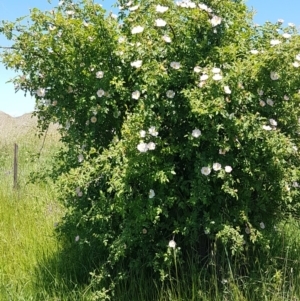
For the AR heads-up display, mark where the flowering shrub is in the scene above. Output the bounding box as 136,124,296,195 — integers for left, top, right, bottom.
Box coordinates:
1,0,300,295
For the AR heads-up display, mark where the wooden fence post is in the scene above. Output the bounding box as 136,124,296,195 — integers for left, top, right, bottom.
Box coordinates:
13,143,18,189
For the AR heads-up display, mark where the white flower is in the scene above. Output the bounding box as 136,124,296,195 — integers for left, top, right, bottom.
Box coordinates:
270,71,279,80
149,189,155,198
213,163,222,171
270,39,281,46
131,26,144,34
140,130,146,138
129,4,139,11
170,62,181,69
200,74,209,81
269,119,277,126
132,90,141,99
149,126,158,136
250,49,259,55
212,67,221,74
296,54,300,61
204,228,210,235
266,98,274,106
97,89,105,97
224,86,231,94
262,125,272,131
142,228,147,234
36,87,46,97
91,116,97,123
156,5,168,13
49,25,56,31
292,61,300,68
166,90,175,98
168,239,176,248
78,154,84,162
210,15,222,27
288,22,295,27
155,19,167,27
131,60,143,68
75,235,80,242
192,128,201,138
282,33,291,39
147,142,156,150
259,100,266,107
96,71,104,78
126,1,132,6
219,149,226,155
260,222,265,229
278,19,284,23
198,81,206,88
52,100,58,106
258,89,264,96
162,35,171,43
137,142,148,152
66,10,75,16
224,166,232,173
284,95,289,100
212,74,223,81
201,166,211,176
194,66,201,73
199,3,208,11
118,36,125,43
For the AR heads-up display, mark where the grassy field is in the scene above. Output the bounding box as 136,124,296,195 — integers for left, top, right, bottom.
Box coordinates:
1,111,300,300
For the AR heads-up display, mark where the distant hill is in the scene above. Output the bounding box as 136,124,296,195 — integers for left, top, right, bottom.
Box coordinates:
0,111,59,143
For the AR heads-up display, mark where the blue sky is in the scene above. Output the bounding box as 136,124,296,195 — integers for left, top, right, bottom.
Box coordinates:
0,0,299,116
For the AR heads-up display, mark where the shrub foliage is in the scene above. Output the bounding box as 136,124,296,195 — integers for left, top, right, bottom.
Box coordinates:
1,0,300,296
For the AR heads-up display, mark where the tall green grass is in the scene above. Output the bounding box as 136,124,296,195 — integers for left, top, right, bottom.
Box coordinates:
1,120,300,300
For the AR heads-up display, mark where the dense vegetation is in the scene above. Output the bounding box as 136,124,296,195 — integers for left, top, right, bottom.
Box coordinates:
1,0,300,299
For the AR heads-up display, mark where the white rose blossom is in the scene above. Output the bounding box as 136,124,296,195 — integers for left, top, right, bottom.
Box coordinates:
129,4,139,11
149,126,158,136
213,163,222,171
210,15,222,27
262,125,272,131
224,166,232,173
36,88,46,97
132,90,141,99
192,128,201,138
156,5,169,13
140,130,146,138
166,90,175,98
270,39,281,46
269,119,277,126
250,50,259,55
224,86,231,94
96,71,104,78
168,239,176,248
162,35,172,43
212,67,221,74
147,142,156,150
131,26,144,34
282,33,291,39
292,62,300,68
131,60,143,68
212,74,223,81
170,62,181,69
149,189,155,198
201,167,211,176
194,66,201,73
270,71,279,80
259,100,266,107
137,142,148,152
277,19,284,23
155,19,167,27
200,74,209,81
97,89,105,97
266,98,274,106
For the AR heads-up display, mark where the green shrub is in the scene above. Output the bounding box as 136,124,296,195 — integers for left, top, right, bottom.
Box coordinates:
2,0,300,298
